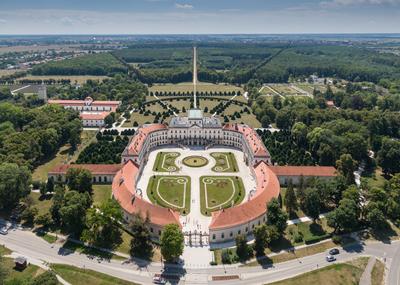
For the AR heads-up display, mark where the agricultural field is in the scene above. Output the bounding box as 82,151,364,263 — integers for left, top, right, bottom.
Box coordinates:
147,175,191,215
200,176,245,216
19,75,109,85
0,69,20,77
211,152,239,172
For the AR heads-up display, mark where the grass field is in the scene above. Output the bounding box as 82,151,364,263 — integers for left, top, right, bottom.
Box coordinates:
266,257,369,285
32,130,97,182
147,175,191,215
371,259,385,285
20,75,109,84
200,176,245,216
211,152,238,172
92,184,112,206
1,255,46,284
0,69,20,77
149,82,243,94
153,152,180,172
51,264,139,285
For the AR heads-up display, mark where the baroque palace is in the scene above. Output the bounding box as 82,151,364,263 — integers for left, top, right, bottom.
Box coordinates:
49,109,336,244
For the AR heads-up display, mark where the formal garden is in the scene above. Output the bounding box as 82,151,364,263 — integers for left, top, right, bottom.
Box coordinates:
211,152,239,172
152,152,180,172
147,175,191,215
200,176,245,216
182,155,209,167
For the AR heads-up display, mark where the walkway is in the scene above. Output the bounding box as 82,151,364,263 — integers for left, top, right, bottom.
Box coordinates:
359,256,376,285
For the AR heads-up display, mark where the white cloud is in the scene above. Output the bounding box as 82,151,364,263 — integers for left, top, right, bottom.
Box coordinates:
175,3,193,9
321,0,400,7
0,19,7,24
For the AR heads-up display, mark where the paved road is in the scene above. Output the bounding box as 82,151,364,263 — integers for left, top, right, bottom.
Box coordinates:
1,228,400,285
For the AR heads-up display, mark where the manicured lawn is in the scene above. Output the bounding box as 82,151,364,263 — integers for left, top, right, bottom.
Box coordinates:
28,192,53,216
286,219,333,246
363,168,387,189
149,82,243,94
51,264,139,285
147,175,191,215
266,257,369,285
182,155,209,167
211,152,238,172
200,176,245,216
92,184,112,206
153,152,180,172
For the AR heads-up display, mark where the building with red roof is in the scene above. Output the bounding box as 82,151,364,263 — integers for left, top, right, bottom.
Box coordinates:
48,97,121,127
111,160,181,237
48,164,122,183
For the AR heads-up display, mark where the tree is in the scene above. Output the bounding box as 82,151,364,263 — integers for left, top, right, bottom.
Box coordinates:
235,234,249,261
46,177,55,194
104,113,115,127
50,185,65,225
21,206,38,225
336,154,356,185
81,199,122,247
66,168,93,193
0,163,31,210
327,198,359,233
160,224,184,262
366,207,387,231
129,213,153,258
35,213,53,227
266,198,288,235
297,175,306,206
377,138,400,176
284,181,298,217
59,191,92,236
303,189,321,222
31,271,58,285
254,224,268,255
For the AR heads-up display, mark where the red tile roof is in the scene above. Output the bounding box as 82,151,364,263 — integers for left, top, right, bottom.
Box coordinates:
127,124,167,156
209,161,280,230
49,164,122,175
269,166,337,177
223,124,269,157
80,112,110,120
112,160,180,227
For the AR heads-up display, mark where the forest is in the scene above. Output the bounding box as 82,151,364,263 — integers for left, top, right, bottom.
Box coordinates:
31,53,127,76
0,103,82,169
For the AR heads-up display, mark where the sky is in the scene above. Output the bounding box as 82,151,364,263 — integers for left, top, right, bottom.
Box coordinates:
0,0,399,34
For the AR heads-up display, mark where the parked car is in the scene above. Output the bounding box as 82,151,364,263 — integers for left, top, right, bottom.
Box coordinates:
0,227,8,235
329,248,340,255
153,276,166,284
326,255,336,262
